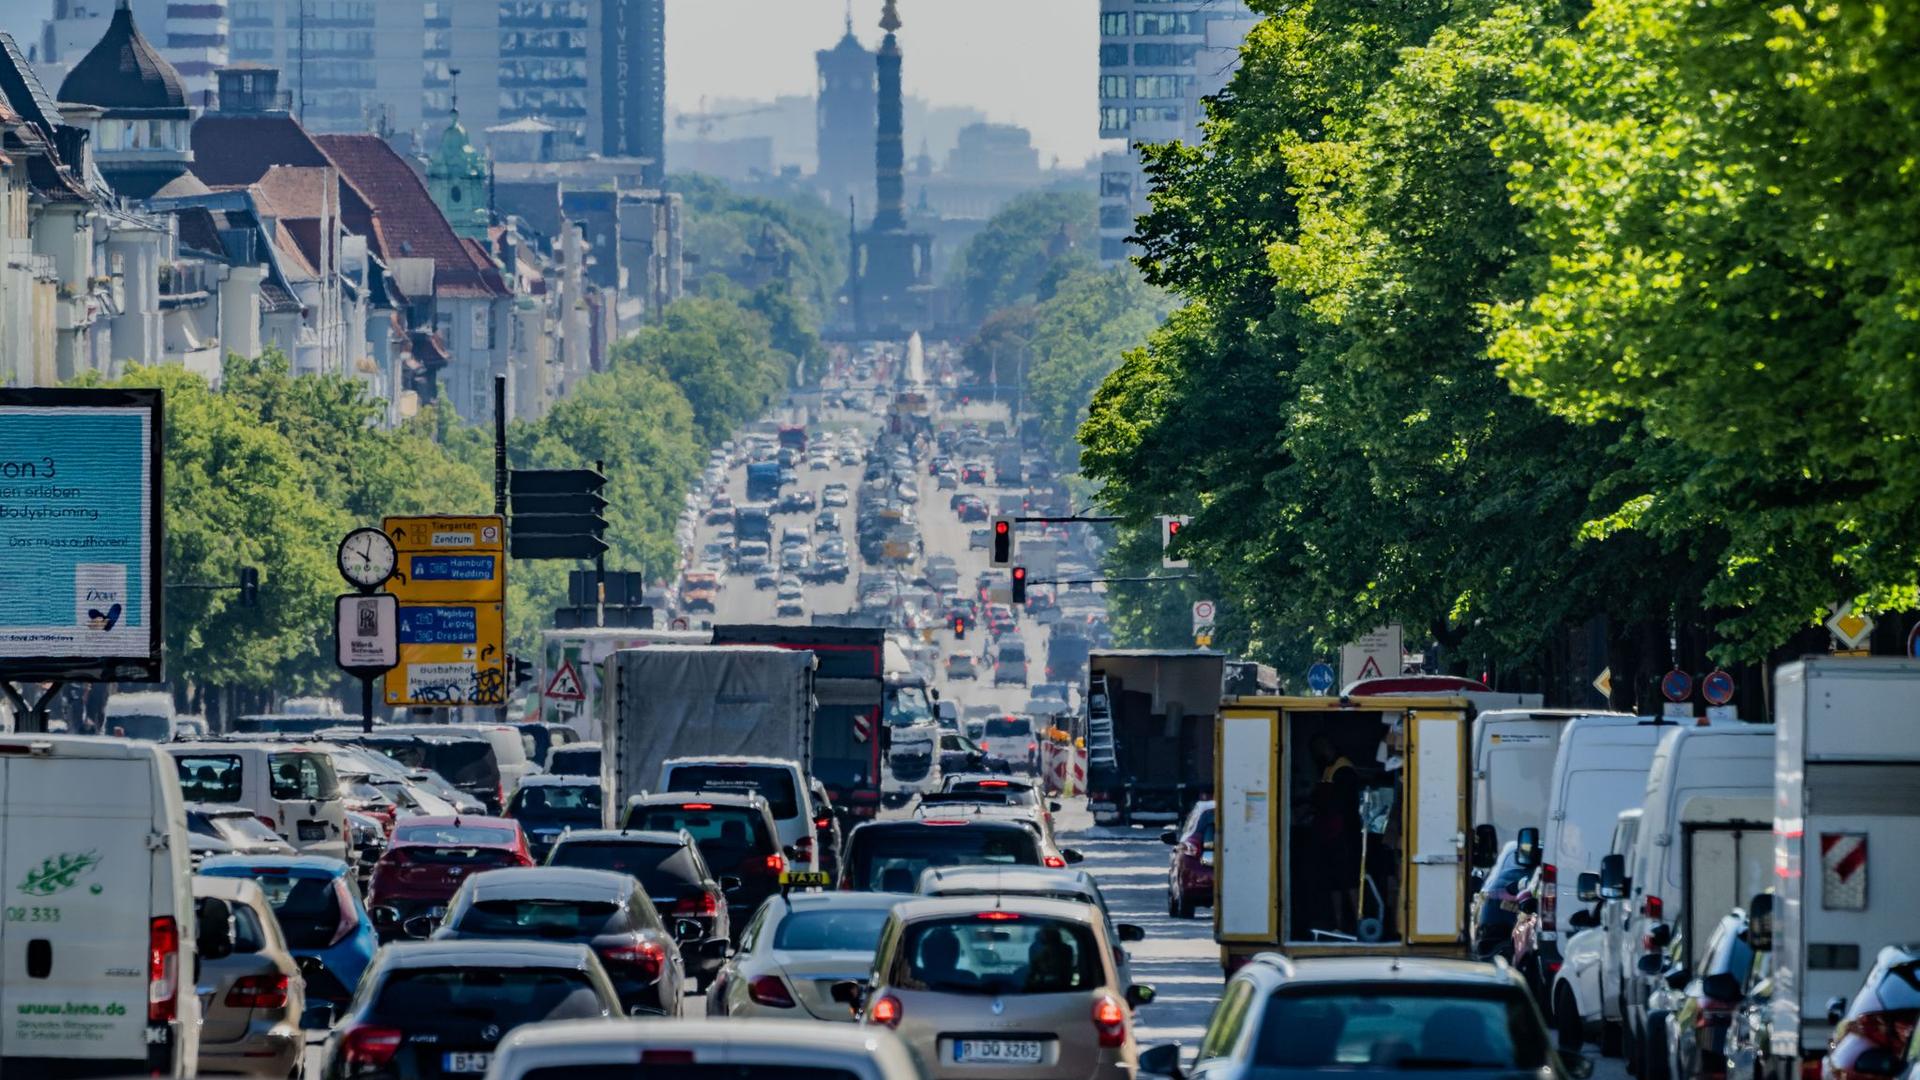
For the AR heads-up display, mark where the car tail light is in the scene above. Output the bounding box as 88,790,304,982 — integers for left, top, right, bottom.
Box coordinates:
1093,994,1128,1048
815,816,833,831
765,852,786,873
341,1025,404,1067
674,890,719,916
256,814,279,833
1845,1010,1918,1053
1044,854,1066,868
683,803,715,811
1801,1060,1824,1080
329,877,360,947
870,993,903,1027
748,975,796,1008
1540,863,1558,934
148,916,179,1023
1644,894,1664,921
600,939,667,983
225,973,289,1010
976,911,1022,921
978,780,1008,788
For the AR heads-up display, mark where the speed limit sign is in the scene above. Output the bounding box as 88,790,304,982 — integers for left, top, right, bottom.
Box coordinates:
1192,600,1216,634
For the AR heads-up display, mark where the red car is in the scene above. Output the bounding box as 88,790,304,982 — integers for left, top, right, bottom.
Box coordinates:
1161,801,1215,918
1823,944,1920,1080
366,815,532,934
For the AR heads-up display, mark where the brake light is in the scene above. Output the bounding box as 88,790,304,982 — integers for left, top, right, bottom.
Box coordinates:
870,993,903,1027
674,890,719,916
600,939,667,982
683,803,715,811
1093,994,1128,1048
224,973,289,1010
979,780,1008,788
976,911,1022,921
748,974,796,1008
1044,854,1066,868
1541,863,1558,933
1844,1011,1918,1052
256,814,279,833
148,916,179,1023
921,819,969,826
765,852,786,873
1644,895,1664,920
341,1025,404,1067
816,817,833,830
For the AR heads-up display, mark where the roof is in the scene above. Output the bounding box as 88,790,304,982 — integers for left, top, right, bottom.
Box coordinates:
551,829,688,848
517,773,600,788
886,894,1102,925
0,32,60,132
58,3,189,112
773,890,915,912
459,867,634,900
917,866,1097,897
628,790,769,810
496,1018,916,1065
377,940,599,971
191,114,332,187
311,133,509,298
848,817,1036,836
150,171,211,199
198,854,352,876
393,815,517,832
1243,954,1529,988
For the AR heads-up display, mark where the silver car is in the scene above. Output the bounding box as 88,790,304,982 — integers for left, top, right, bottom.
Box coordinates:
709,890,911,1020
490,1018,925,1080
193,876,306,1077
915,866,1145,993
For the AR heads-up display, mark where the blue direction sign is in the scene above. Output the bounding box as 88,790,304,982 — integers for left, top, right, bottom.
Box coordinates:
1701,669,1735,707
1307,662,1336,694
1661,668,1693,702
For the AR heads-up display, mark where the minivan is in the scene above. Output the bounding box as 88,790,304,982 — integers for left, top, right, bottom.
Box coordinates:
979,714,1038,773
1471,709,1631,869
170,741,351,862
657,756,819,871
0,735,219,1077
102,689,176,741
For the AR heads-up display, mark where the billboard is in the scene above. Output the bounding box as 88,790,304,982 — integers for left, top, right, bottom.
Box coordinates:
0,388,163,681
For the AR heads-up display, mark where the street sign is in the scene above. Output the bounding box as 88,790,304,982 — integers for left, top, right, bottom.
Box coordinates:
1192,599,1216,635
1826,604,1875,650
544,660,585,701
1909,622,1920,658
1591,666,1613,700
334,593,398,675
1194,631,1213,648
1307,662,1335,695
384,515,506,706
1701,669,1735,706
1339,625,1403,688
510,468,607,495
1663,701,1695,720
1661,668,1693,702
510,468,609,562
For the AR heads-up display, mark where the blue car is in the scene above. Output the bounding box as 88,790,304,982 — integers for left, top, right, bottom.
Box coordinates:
198,854,378,1027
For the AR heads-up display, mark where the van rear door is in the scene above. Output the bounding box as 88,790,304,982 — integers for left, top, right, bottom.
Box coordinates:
1407,707,1469,943
0,753,156,1064
1683,818,1771,969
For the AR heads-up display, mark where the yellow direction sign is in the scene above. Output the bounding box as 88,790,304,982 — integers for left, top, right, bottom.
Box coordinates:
384,515,506,707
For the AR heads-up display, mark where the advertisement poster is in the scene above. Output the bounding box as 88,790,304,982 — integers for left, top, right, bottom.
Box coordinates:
0,389,162,681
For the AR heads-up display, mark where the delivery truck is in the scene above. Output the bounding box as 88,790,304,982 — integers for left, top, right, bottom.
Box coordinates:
1762,658,1920,1080
710,625,886,825
1213,691,1488,972
1084,650,1225,826
599,646,816,826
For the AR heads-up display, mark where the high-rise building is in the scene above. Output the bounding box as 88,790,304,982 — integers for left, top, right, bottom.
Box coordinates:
227,0,427,134
39,0,228,105
1096,0,1256,263
815,12,874,216
596,0,665,183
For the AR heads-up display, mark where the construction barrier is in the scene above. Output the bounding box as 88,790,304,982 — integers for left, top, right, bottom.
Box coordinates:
1039,738,1089,797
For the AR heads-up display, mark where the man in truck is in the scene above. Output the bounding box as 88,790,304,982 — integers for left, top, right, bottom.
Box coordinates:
1309,734,1363,936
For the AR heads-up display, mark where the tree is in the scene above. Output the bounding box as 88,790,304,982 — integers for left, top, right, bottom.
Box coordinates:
949,190,1097,323
666,173,848,316
615,295,790,445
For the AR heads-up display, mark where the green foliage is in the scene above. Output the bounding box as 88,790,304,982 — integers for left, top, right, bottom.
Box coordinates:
666,173,847,316
949,191,1098,322
613,295,791,446
1023,268,1168,467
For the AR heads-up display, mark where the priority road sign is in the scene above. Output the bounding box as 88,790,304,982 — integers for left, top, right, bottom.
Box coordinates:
1826,604,1874,650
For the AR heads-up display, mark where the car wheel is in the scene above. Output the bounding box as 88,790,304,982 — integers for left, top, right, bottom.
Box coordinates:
1555,984,1585,1053
1642,1011,1672,1080
1176,892,1197,919
1603,1019,1625,1058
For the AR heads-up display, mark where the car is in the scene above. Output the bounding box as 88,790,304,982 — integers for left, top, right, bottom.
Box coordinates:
546,828,737,991
938,731,1008,775
839,818,1046,892
1473,841,1529,960
1138,953,1586,1080
979,714,1040,772
505,775,603,861
328,730,508,814
197,854,380,1028
823,484,851,507
186,801,296,866
1818,943,1920,1080
849,894,1149,1080
367,815,534,933
623,791,789,937
704,505,733,525
781,546,810,570
816,509,843,533
1162,800,1216,919
755,567,778,590
917,865,1146,993
1660,908,1758,1080
431,867,699,1017
993,640,1031,687
657,755,821,871
169,742,352,861
778,596,807,617
811,454,833,471
947,652,979,679
192,876,307,1077
711,890,910,1019
317,941,623,1079
809,779,845,882
956,497,989,522
775,490,817,514
547,740,601,777
489,1018,925,1080
937,468,958,490
960,462,986,483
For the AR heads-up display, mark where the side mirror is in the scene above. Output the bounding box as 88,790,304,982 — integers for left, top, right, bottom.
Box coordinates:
401,914,437,940
1138,1043,1184,1078
1126,984,1157,1008
1599,854,1628,899
720,876,742,894
1568,909,1599,930
1560,1051,1595,1080
1646,922,1672,950
1852,1048,1903,1077
1515,827,1542,869
1747,892,1774,952
1577,872,1600,903
370,906,401,933
1827,996,1850,1026
1062,849,1085,865
1472,824,1498,869
1638,953,1666,976
829,980,866,1006
1160,829,1178,846
195,897,234,961
701,938,731,961
1117,923,1146,943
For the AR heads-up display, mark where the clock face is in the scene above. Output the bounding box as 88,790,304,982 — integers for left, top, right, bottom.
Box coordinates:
338,528,397,589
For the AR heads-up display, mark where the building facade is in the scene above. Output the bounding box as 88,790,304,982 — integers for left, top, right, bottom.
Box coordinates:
815,16,874,217
38,0,229,105
1096,0,1255,263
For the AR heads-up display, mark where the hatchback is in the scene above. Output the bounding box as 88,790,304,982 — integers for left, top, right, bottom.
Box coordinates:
192,876,305,1076
624,792,787,936
367,815,533,932
505,775,603,861
916,866,1146,993
656,756,820,870
197,854,379,1027
546,828,736,990
711,891,909,1020
840,818,1045,893
1162,801,1216,919
851,895,1148,1080
318,941,623,1079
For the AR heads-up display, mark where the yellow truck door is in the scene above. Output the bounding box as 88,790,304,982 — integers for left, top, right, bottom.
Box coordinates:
1405,707,1469,944
1216,707,1278,943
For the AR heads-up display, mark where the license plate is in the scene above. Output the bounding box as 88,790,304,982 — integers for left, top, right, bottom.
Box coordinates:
297,822,327,841
954,1040,1044,1064
443,1052,492,1073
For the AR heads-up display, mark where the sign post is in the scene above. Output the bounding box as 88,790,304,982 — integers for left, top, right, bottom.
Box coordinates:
384,515,507,709
1339,626,1403,688
333,525,400,733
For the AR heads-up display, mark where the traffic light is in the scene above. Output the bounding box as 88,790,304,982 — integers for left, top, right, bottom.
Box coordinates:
1161,515,1191,569
509,654,535,689
990,517,1013,567
510,468,610,560
953,616,966,640
237,566,259,608
1010,566,1028,606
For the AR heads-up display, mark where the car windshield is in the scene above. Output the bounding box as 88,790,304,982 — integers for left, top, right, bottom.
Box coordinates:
548,747,601,776
1252,988,1549,1070
455,898,622,938
242,873,346,951
627,805,771,857
175,754,242,803
663,765,799,819
107,713,171,740
396,824,516,846
849,825,1041,892
886,685,932,727
510,784,602,825
372,967,607,1029
269,752,338,801
771,907,893,952
894,915,1103,996
549,842,702,899
984,718,1031,737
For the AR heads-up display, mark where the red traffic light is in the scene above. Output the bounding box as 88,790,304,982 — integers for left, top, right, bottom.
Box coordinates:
1010,566,1028,605
1167,519,1181,538
1011,566,1027,581
994,520,1010,536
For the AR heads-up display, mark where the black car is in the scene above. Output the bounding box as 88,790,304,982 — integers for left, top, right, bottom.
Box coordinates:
328,731,506,813
622,792,785,940
809,780,845,883
839,818,1043,893
546,741,601,778
432,867,708,1017
319,940,620,1079
547,828,736,991
774,491,816,515
504,776,602,861
1663,909,1757,1080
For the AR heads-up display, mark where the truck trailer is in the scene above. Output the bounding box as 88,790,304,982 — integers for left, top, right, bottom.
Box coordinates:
1084,650,1225,827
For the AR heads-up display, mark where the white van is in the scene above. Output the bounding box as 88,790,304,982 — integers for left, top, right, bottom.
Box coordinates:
1610,723,1774,1073
1472,709,1632,864
102,690,176,741
0,735,208,1076
167,742,351,862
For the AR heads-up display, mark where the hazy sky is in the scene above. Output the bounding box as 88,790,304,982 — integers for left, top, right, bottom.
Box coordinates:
667,0,1102,167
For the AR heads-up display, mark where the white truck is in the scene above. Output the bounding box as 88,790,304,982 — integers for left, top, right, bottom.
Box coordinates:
538,627,710,737
1764,658,1920,1080
598,646,816,828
